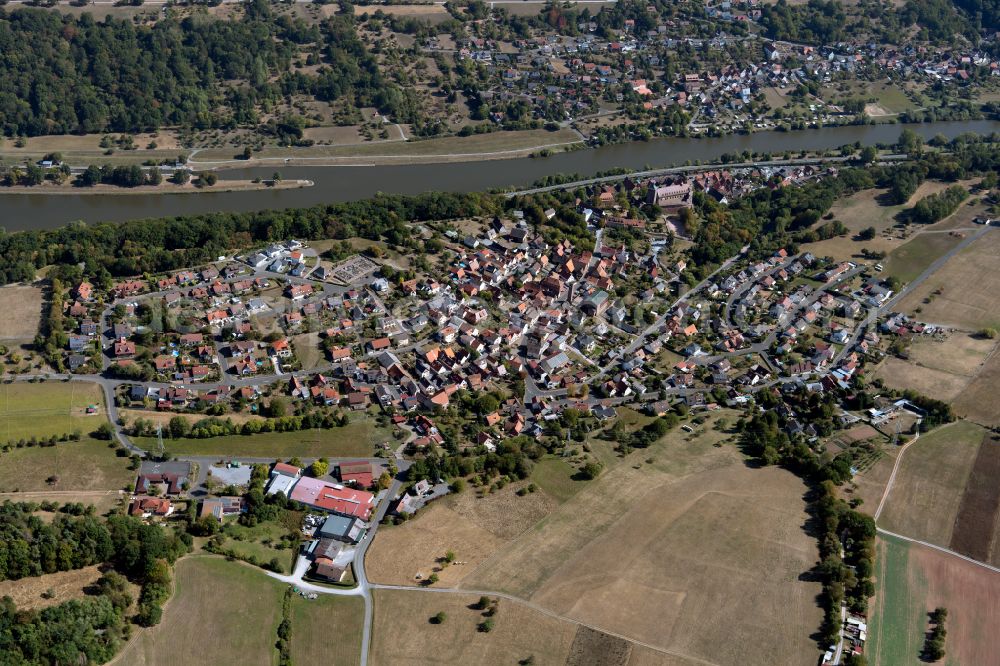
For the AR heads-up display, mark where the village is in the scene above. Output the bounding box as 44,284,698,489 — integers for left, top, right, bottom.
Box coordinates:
431,4,1000,139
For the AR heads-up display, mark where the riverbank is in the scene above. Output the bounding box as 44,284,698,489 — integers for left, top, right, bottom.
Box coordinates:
1,120,998,231
0,179,313,196
186,128,584,168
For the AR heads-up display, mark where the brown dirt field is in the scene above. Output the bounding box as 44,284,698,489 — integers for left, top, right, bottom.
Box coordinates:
872,332,997,403
352,3,449,17
910,540,1000,666
0,285,44,340
369,589,578,666
0,491,124,515
112,556,285,666
366,483,555,586
0,565,105,611
953,343,1000,427
841,424,879,443
450,481,559,539
119,408,262,429
879,420,985,547
895,228,1000,330
949,434,1000,563
365,499,505,587
467,465,821,666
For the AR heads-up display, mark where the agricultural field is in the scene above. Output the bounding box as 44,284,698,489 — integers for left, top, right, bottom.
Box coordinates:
367,411,739,589
881,231,965,284
369,589,579,666
112,556,285,666
0,564,108,612
948,433,1000,565
896,228,1000,331
0,439,133,494
872,331,998,403
132,420,393,458
867,533,1000,666
878,420,986,550
444,412,823,666
954,345,1000,427
0,284,44,341
289,594,364,666
0,381,106,442
366,482,551,587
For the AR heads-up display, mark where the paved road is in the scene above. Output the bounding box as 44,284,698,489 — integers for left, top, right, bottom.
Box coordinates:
264,454,407,666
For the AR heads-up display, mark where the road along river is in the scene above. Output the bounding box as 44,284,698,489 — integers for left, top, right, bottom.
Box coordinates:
1,120,997,231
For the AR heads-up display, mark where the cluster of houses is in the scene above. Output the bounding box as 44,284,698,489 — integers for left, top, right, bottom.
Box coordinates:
435,4,1000,136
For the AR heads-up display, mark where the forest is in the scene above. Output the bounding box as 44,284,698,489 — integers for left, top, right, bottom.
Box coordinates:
0,1,418,137
0,502,191,664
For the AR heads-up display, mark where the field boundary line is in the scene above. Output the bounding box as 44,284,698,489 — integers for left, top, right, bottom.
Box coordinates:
873,422,922,521
370,583,721,666
876,528,1000,574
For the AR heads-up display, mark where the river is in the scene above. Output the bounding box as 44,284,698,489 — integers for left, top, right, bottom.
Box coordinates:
2,120,998,232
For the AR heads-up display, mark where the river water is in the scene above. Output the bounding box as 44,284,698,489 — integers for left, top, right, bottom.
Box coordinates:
2,120,998,232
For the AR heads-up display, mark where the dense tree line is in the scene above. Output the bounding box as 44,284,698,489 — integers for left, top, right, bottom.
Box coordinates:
738,388,876,644
0,593,128,666
0,2,419,137
759,0,848,44
907,185,967,224
0,503,112,581
0,190,497,285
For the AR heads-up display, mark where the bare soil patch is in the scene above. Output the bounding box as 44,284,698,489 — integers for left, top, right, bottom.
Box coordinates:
0,565,105,611
0,285,44,340
910,539,1000,666
949,434,1000,562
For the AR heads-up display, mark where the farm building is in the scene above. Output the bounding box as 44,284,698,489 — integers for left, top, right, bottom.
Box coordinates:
289,477,375,520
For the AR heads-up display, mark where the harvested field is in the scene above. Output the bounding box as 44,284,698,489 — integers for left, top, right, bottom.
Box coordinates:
872,332,997,403
0,565,106,611
112,556,285,666
0,491,124,515
949,434,1000,564
878,420,985,548
895,228,1000,330
504,466,821,666
289,593,364,666
0,439,133,493
0,381,106,442
352,3,449,17
365,484,544,587
0,285,44,340
868,533,1000,666
369,589,578,665
955,343,1000,427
